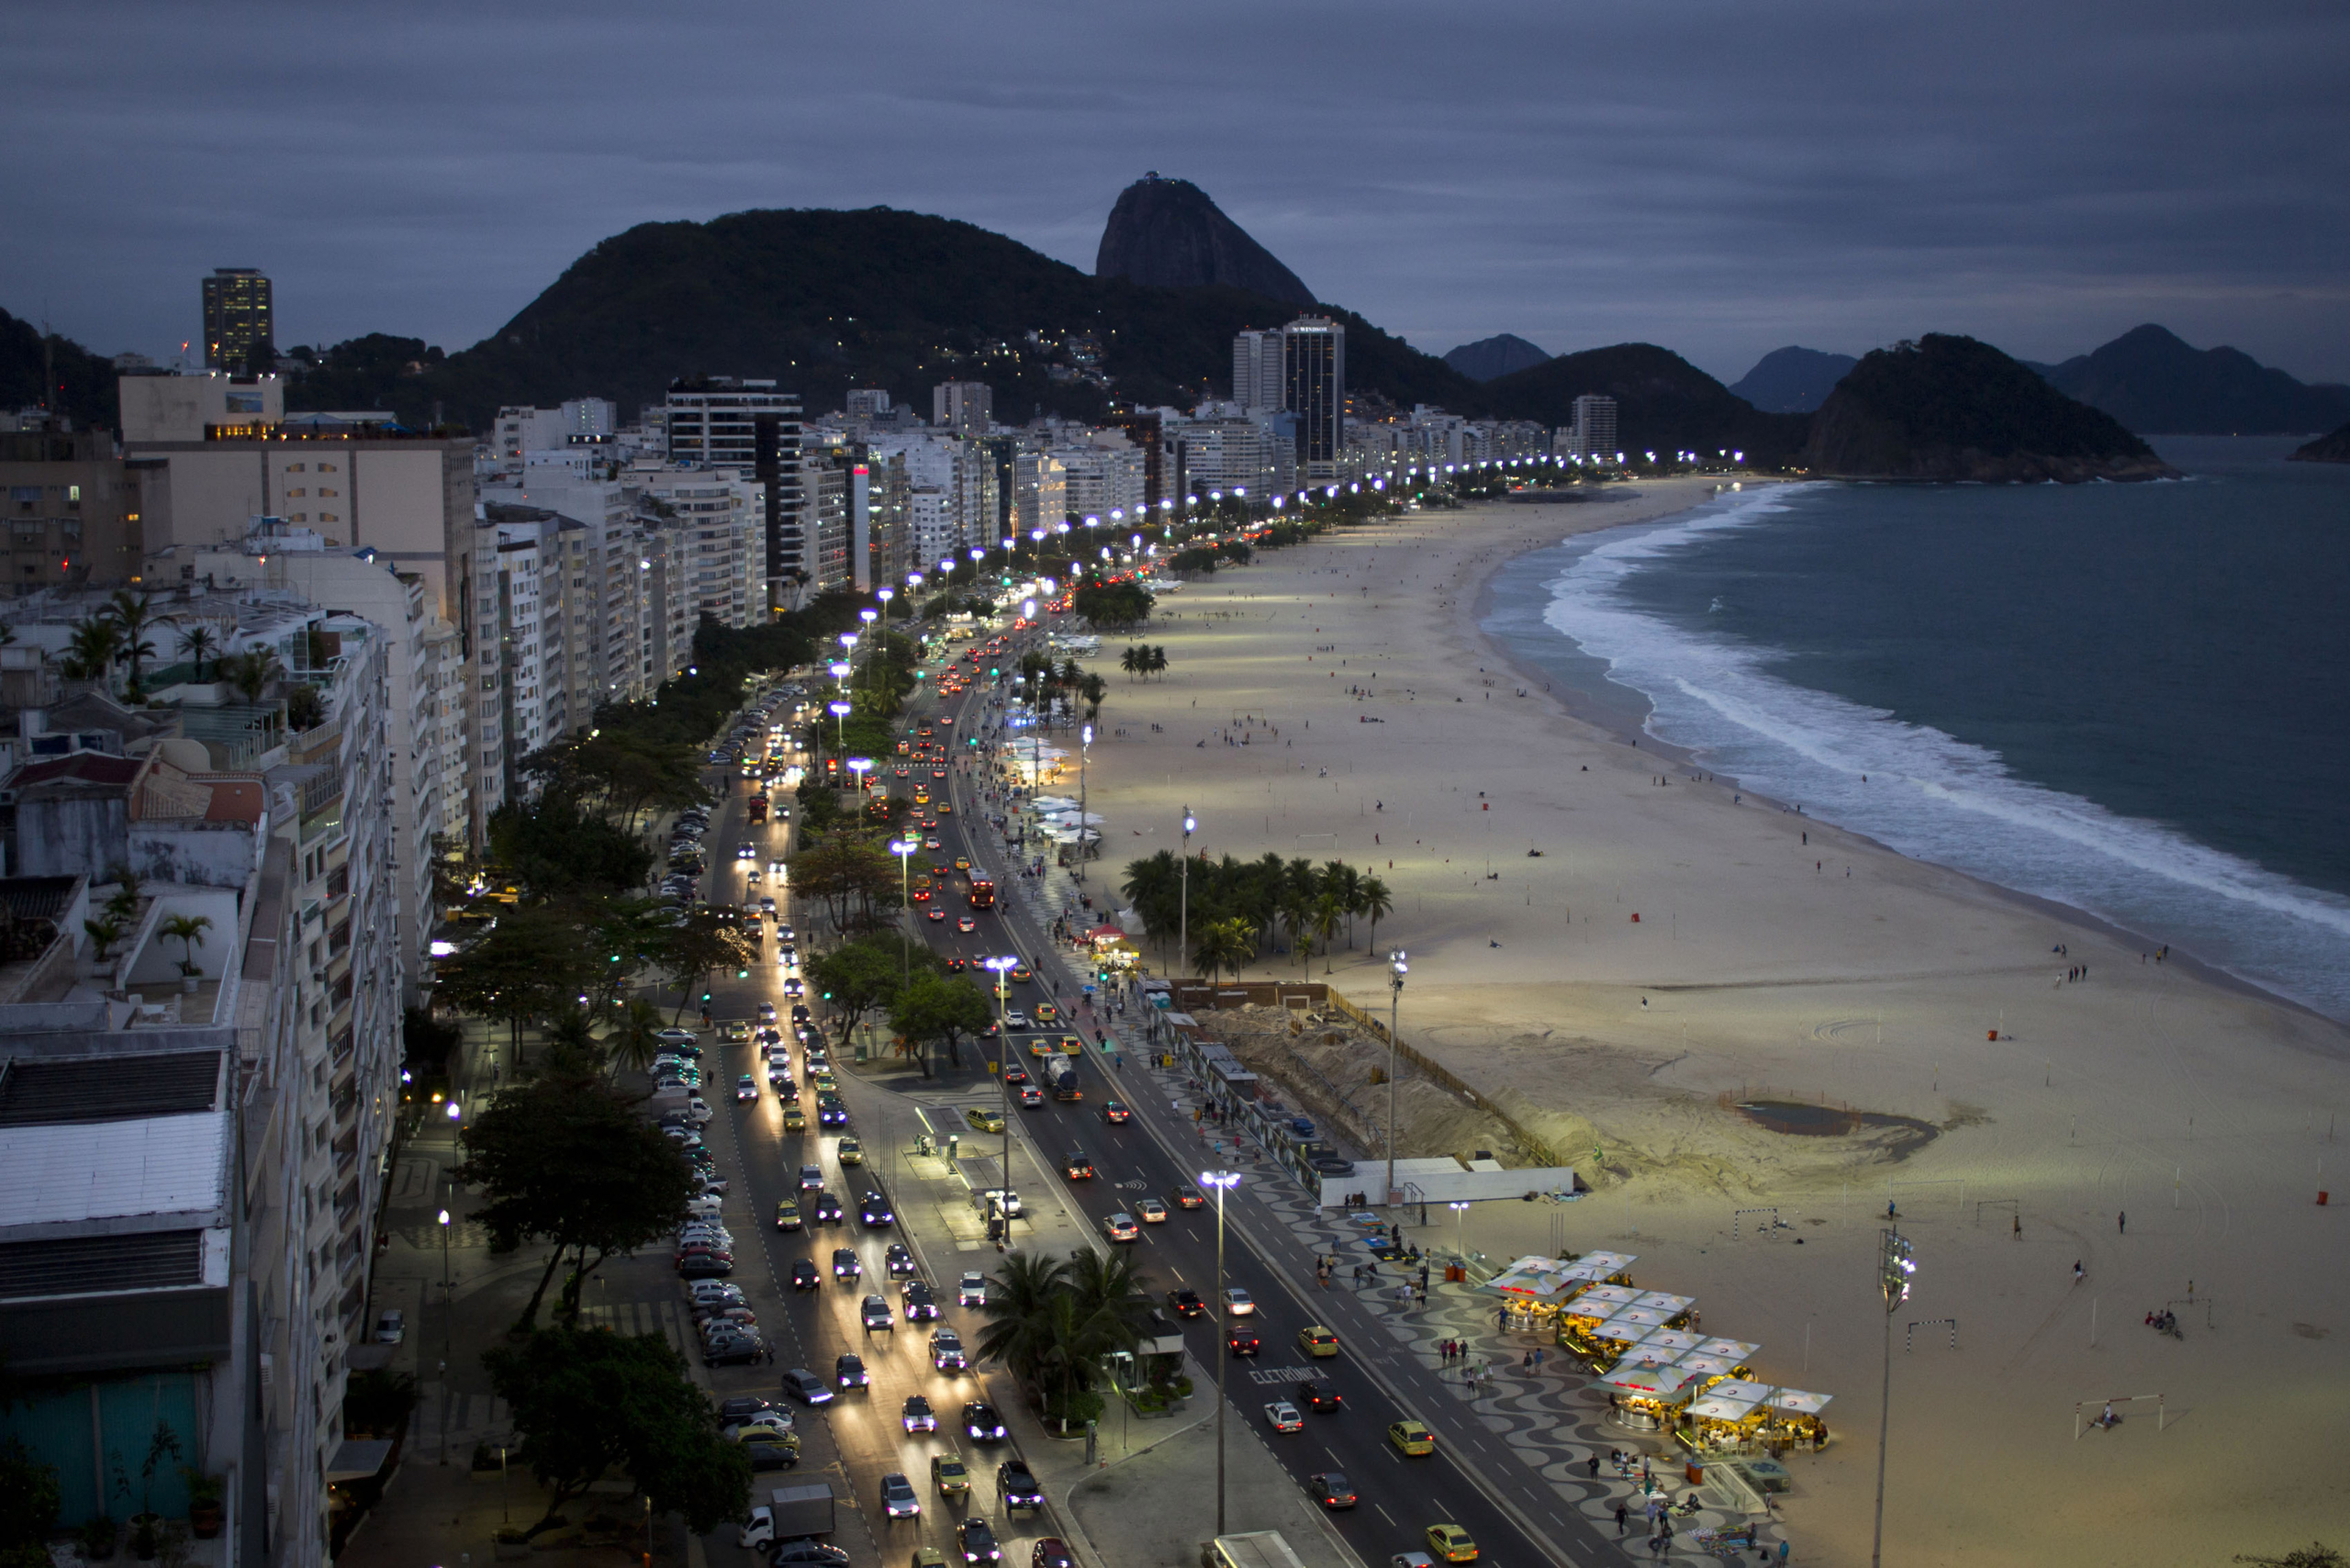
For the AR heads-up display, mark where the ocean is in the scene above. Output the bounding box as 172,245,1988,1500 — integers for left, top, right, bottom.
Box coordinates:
1480,439,2350,1020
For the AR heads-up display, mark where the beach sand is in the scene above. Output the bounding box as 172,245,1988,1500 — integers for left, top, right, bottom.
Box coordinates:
1061,482,2350,1564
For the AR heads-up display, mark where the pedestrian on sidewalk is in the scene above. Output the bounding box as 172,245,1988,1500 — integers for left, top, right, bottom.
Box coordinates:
1586,1451,1601,1479
1614,1503,1628,1537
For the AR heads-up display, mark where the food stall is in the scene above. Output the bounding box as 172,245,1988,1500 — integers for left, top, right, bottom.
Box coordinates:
1629,1327,1704,1364
1558,1283,1643,1362
1557,1251,1638,1288
1761,1388,1833,1451
1680,1380,1773,1451
1668,1350,1748,1388
1589,1362,1710,1433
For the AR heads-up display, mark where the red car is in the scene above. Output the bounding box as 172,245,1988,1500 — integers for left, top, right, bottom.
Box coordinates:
1032,1542,1074,1568
1226,1328,1260,1357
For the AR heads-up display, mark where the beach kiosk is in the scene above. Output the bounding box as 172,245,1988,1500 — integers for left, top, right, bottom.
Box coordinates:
1681,1380,1773,1451
1760,1387,1833,1451
1590,1362,1710,1432
1559,1283,1642,1362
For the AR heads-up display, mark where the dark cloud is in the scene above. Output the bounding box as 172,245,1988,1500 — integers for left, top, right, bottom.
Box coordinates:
5,0,2344,386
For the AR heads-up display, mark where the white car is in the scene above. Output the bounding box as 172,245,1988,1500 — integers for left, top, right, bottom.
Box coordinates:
683,1096,714,1125
1263,1400,1303,1433
957,1271,988,1307
373,1308,405,1344
1004,1010,1032,1029
1102,1213,1139,1243
1222,1286,1255,1316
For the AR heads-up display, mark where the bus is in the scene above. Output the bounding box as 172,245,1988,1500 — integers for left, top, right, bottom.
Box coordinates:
968,877,995,910
747,794,769,824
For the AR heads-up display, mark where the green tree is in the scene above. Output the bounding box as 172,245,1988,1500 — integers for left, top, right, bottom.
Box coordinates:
605,999,667,1080
159,912,212,977
106,590,161,696
888,971,992,1077
60,614,120,683
483,1327,750,1534
435,905,599,1050
455,1070,698,1330
176,623,218,682
1190,916,1254,985
1359,875,1394,953
805,935,910,1041
652,910,759,1024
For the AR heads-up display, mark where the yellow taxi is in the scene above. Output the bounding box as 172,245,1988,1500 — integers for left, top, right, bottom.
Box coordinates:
1297,1325,1339,1358
1029,1037,1060,1059
1011,965,1032,983
1425,1525,1477,1562
1387,1419,1436,1457
1034,1002,1058,1025
1058,1035,1084,1057
930,1453,968,1498
964,1105,1006,1135
837,1136,864,1166
914,790,930,806
811,1071,838,1095
955,857,971,872
782,1105,807,1134
774,1199,801,1231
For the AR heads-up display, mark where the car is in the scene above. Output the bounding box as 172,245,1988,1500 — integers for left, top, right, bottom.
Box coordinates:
1308,1472,1358,1510
1264,1400,1304,1433
707,1331,768,1367
957,1272,988,1307
656,1028,699,1047
931,1452,970,1499
1136,1198,1168,1224
835,1351,869,1389
947,951,970,968
742,1437,799,1472
860,1193,896,1227
739,843,757,859
799,1165,825,1191
812,1193,843,1224
880,1472,921,1520
1222,1287,1255,1316
832,1248,862,1280
860,1294,895,1332
931,1328,968,1371
768,1545,850,1568
756,1002,778,1022
1034,1003,1058,1025
901,1394,937,1433
901,1281,938,1319
1172,1187,1206,1210
1030,1541,1074,1568
962,1401,1005,1440
1304,1379,1345,1413
1057,1035,1084,1057
1003,1010,1032,1030
837,1136,865,1166
782,1105,807,1134
374,1308,406,1344
1298,1325,1339,1358
717,1395,778,1423
926,908,946,923
1425,1525,1478,1562
1102,1213,1139,1242
781,1368,834,1406
885,1241,916,1276
1226,1327,1260,1356
1102,1100,1130,1124
1017,1084,1045,1108
1011,965,1032,983
1063,1151,1095,1180
818,1097,849,1127
964,1106,1006,1134
736,1075,759,1102
724,1413,796,1443
1388,1419,1436,1456
956,1518,1001,1566
1168,1288,1205,1318
677,1253,733,1278
957,917,977,933
997,1462,1044,1512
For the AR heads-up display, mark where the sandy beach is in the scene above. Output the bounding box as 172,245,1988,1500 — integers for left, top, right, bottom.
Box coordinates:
1064,482,2350,1564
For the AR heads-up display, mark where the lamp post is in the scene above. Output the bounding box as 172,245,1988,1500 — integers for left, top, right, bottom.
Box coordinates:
1385,949,1407,1204
1076,722,1091,885
1449,1200,1470,1264
984,956,1019,1238
1873,1226,1916,1568
1179,808,1194,980
889,838,916,989
1201,1169,1241,1534
438,1205,453,1372
828,700,850,748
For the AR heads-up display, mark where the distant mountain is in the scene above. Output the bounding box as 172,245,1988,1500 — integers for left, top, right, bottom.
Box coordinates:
1093,175,1315,308
1806,333,2172,482
1443,334,1550,383
2289,420,2350,464
2039,323,2350,435
271,207,1473,428
1481,342,1809,463
0,307,120,431
1729,346,1857,413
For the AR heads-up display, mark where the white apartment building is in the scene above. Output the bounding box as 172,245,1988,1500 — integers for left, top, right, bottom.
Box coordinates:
1232,331,1284,413
1172,412,1293,498
665,378,800,611
636,468,762,628
932,381,993,438
1053,431,1147,521
1557,394,1620,462
1012,451,1067,535
490,399,616,476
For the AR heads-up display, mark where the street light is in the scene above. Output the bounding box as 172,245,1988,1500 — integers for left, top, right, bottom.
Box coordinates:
1201,1169,1241,1534
1076,722,1091,885
889,838,917,989
828,700,851,746
1385,950,1407,1204
1179,808,1195,981
1449,1200,1471,1262
983,956,1020,1237
1873,1226,1917,1568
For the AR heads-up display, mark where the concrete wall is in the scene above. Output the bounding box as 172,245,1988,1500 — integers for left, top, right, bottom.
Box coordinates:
16,796,127,879
130,819,261,890
127,887,243,985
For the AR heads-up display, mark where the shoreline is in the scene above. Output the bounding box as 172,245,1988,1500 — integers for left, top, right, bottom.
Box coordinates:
1457,487,2339,1027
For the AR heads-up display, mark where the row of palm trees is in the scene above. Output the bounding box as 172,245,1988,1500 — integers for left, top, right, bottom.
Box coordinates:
1120,851,1395,981
1116,644,1169,681
53,588,282,702
972,1248,1158,1425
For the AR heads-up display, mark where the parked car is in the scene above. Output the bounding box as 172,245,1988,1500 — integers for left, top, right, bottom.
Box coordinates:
373,1309,405,1344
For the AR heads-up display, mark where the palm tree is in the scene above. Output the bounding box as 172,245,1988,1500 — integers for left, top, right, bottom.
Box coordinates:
1149,645,1169,680
1312,889,1347,974
106,589,160,696
605,999,666,1079
177,624,218,682
975,1250,1075,1390
1322,861,1363,946
1192,916,1253,985
223,648,280,705
1119,646,1143,683
1359,876,1395,954
61,614,121,683
159,913,212,977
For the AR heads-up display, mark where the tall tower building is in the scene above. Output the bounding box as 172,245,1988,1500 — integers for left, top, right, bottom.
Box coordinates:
1565,394,1619,461
932,382,993,438
665,376,800,613
1281,316,1345,482
201,267,274,373
1232,330,1284,412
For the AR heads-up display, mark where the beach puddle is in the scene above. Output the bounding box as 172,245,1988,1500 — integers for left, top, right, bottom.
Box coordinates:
1736,1099,1940,1155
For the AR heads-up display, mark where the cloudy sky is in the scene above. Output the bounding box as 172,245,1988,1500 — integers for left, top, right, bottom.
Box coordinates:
7,0,2346,385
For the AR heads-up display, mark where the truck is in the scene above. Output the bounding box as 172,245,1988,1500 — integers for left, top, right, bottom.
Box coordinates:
1201,1533,1308,1568
968,877,995,910
1046,1058,1081,1103
738,1482,836,1550
748,794,769,824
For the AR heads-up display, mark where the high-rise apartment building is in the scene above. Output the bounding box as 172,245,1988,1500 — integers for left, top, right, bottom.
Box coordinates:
201,267,274,373
666,377,799,614
1282,317,1346,482
932,382,993,438
1559,394,1619,461
1232,330,1284,413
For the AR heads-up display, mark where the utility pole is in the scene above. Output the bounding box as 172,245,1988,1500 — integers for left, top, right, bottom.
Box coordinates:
1873,1226,1916,1567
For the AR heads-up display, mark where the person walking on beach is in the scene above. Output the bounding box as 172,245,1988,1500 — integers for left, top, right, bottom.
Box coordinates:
2118,1211,2126,1236
2074,1260,2085,1284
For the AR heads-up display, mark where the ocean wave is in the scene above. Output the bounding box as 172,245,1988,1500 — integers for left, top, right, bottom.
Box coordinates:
1537,487,2350,1015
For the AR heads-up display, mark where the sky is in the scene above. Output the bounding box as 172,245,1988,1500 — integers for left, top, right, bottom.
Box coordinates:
6,0,2347,387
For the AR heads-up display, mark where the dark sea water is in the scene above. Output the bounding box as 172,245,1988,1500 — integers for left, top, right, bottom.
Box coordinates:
1481,440,2350,1018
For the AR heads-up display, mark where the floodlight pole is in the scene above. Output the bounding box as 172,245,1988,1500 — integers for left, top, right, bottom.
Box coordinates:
1873,1226,1913,1568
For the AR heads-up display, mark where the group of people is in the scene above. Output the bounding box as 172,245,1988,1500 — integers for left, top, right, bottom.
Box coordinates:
2144,1307,2182,1337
